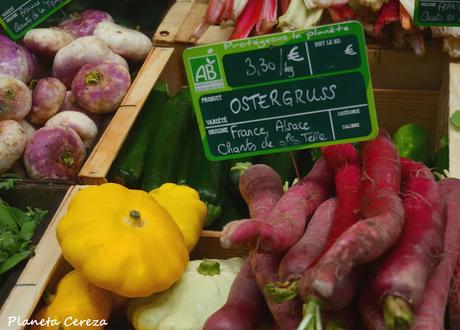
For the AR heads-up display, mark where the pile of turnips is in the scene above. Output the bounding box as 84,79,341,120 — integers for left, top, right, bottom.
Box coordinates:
0,10,152,180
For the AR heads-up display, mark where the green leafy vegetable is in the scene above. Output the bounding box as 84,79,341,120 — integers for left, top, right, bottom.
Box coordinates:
0,178,47,276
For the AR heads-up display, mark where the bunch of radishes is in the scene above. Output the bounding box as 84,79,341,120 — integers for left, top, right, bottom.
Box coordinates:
204,129,460,330
0,10,152,180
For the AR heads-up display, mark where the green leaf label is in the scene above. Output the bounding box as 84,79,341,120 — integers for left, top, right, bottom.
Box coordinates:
414,0,460,27
183,21,378,161
0,0,71,40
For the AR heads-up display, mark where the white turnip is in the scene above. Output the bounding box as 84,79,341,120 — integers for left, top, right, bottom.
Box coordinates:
18,120,36,140
45,111,98,148
27,77,66,126
93,21,152,61
52,36,129,87
23,28,74,57
0,120,27,174
0,76,32,121
72,61,131,114
23,126,86,179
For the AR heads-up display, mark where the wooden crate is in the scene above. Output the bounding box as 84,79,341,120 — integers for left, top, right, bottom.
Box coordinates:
0,185,246,330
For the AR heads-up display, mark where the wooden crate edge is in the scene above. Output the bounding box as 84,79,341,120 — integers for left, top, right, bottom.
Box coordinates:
78,47,175,184
0,186,77,330
448,61,460,178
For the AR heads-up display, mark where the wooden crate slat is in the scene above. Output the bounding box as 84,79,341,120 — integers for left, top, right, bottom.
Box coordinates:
153,0,195,44
373,89,440,138
175,0,208,44
448,62,460,178
78,47,175,185
0,186,76,330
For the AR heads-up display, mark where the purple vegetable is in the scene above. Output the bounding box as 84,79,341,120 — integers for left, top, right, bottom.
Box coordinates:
0,35,32,82
27,77,66,126
23,126,86,179
52,36,129,87
58,10,113,37
59,91,102,126
0,76,32,121
23,28,74,57
72,60,131,114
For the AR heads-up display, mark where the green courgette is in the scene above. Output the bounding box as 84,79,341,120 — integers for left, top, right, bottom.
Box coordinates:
109,86,168,188
142,90,193,191
178,124,228,227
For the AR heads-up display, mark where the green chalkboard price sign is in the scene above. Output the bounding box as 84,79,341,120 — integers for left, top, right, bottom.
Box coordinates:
0,0,70,40
415,0,460,26
183,21,378,161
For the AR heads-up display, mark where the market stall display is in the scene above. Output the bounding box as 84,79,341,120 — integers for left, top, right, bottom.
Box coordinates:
2,0,460,328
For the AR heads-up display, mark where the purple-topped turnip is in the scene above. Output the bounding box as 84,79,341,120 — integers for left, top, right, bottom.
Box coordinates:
93,21,153,61
0,76,32,121
23,28,74,57
27,77,66,126
0,120,27,174
52,36,129,87
59,91,102,127
23,126,86,179
0,36,32,82
58,9,113,37
45,111,98,148
72,61,131,114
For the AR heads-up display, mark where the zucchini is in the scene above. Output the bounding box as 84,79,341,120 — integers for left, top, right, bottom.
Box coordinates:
109,86,168,188
178,124,228,227
142,90,193,191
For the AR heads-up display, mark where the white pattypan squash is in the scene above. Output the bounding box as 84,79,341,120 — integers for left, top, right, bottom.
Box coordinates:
127,257,243,330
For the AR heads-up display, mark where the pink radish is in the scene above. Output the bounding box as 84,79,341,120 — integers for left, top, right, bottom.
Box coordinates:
410,178,460,330
205,164,282,330
304,130,404,299
363,158,445,330
359,286,386,330
220,158,334,253
450,259,460,329
297,144,362,329
278,198,337,282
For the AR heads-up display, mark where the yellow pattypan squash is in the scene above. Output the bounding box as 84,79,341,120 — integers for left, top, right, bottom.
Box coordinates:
150,183,207,252
30,270,112,329
56,183,189,298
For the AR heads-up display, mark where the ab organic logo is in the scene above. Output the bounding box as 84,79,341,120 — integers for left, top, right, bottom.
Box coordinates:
190,54,224,92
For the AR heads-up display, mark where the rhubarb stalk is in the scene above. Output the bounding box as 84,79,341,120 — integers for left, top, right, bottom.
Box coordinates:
328,4,355,22
255,0,278,35
374,0,399,35
229,0,264,40
192,0,226,41
280,0,291,14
